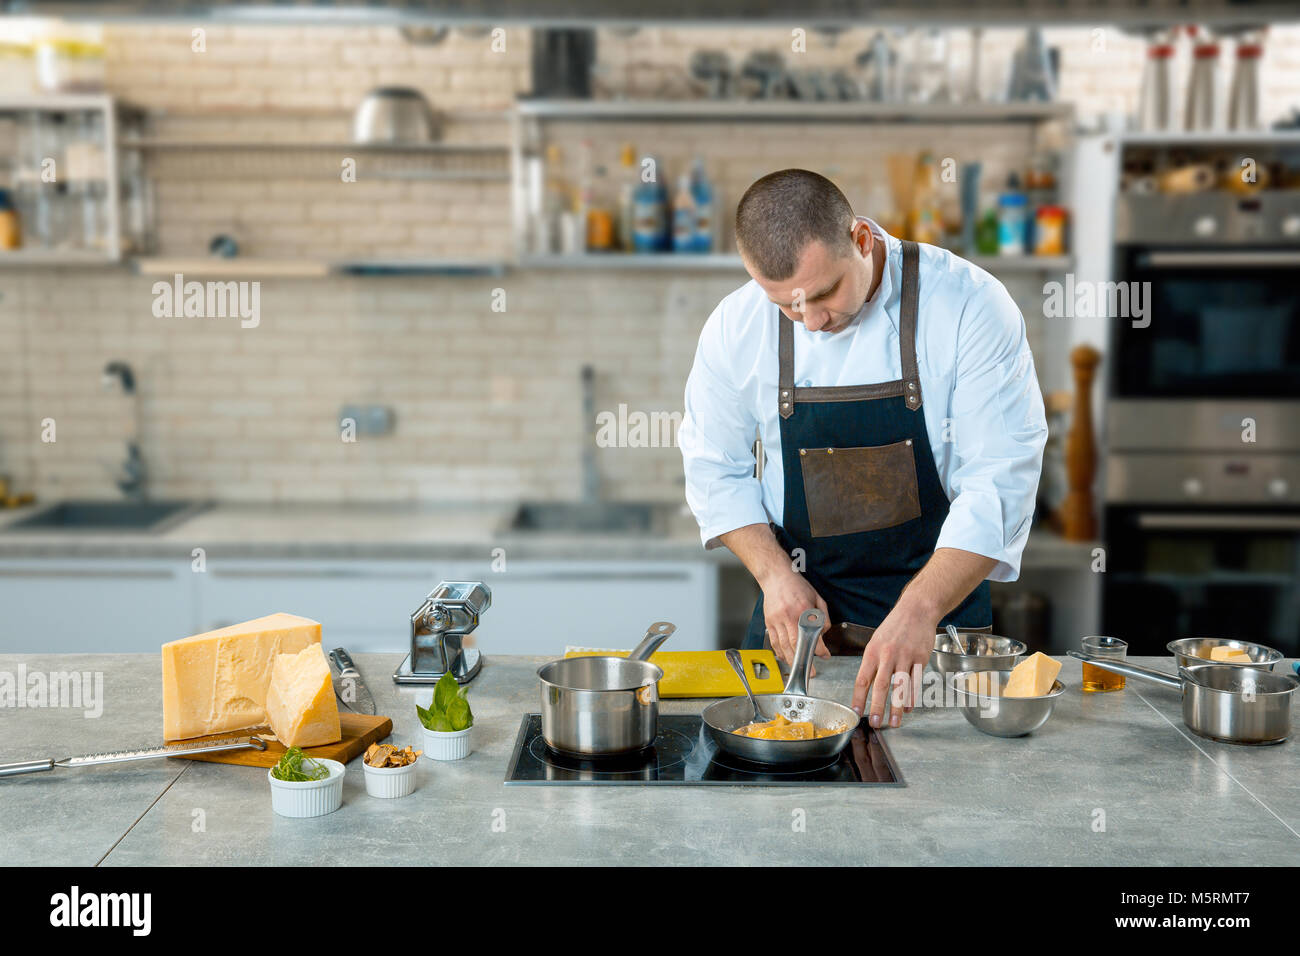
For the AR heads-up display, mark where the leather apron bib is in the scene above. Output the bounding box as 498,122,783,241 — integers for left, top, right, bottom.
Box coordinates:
743,240,992,654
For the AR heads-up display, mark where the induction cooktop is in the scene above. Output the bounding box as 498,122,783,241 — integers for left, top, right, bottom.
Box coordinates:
503,714,904,787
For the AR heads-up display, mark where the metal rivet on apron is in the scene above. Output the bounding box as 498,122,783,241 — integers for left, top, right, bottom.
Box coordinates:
782,402,790,409
907,382,916,390
826,448,834,455
781,390,789,398
905,439,912,445
799,449,806,456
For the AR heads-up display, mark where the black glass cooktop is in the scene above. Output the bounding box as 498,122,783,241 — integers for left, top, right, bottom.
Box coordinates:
503,714,904,787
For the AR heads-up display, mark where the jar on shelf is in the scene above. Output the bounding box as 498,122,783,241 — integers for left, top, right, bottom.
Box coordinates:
0,41,33,94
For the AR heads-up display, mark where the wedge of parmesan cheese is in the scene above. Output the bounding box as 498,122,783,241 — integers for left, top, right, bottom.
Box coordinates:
1003,652,1062,698
265,644,341,749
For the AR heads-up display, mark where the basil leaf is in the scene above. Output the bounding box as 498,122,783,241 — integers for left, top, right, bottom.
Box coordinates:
429,712,455,733
433,671,459,715
447,696,472,731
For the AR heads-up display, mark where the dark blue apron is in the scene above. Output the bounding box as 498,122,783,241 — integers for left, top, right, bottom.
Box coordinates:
743,240,992,654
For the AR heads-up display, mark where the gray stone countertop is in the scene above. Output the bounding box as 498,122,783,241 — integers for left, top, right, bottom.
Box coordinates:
2,652,1297,866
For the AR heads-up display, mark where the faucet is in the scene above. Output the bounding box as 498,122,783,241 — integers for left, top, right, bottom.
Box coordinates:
581,364,600,503
102,361,147,500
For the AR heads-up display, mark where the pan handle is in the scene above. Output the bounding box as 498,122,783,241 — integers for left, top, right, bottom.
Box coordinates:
628,622,676,662
1066,651,1183,691
786,609,825,697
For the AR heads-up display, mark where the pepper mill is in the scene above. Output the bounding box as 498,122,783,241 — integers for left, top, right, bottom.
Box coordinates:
1062,345,1101,541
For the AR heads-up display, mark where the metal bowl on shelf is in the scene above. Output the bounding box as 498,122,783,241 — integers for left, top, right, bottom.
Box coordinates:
352,86,439,144
930,633,1026,677
948,670,1065,738
1166,638,1282,672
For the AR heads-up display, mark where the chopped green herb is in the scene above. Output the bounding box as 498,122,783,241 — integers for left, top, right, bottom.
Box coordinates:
271,746,330,782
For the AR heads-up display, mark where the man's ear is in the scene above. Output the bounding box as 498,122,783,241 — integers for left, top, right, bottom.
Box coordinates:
850,217,873,257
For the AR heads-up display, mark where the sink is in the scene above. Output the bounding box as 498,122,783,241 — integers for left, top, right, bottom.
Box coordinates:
507,501,664,534
3,500,208,534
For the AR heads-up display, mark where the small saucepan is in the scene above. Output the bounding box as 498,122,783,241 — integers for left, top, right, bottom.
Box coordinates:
1068,651,1298,745
702,609,860,766
537,622,675,756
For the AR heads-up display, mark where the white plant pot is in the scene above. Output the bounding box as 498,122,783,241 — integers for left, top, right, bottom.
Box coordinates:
267,758,344,818
422,725,472,761
362,759,419,799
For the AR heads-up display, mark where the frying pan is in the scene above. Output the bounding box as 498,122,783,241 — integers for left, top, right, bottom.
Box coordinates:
702,608,860,765
1068,651,1298,745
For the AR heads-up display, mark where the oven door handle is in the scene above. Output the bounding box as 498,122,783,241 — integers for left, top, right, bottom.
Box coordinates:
1142,251,1300,268
1136,512,1300,531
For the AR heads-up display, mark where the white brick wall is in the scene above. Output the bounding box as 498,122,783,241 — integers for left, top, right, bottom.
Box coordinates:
3,23,1300,503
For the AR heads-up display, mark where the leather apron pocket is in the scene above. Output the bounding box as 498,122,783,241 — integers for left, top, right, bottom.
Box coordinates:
798,439,922,538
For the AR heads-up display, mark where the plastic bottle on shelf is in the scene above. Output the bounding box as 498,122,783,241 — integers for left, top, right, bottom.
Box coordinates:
617,143,639,252
997,173,1029,256
689,158,715,252
0,190,21,250
671,173,697,253
631,158,668,253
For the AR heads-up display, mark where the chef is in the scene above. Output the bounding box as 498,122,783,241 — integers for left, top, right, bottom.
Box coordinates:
679,169,1047,730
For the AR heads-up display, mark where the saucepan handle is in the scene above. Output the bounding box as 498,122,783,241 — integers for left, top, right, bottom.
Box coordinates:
1066,651,1183,691
628,622,676,662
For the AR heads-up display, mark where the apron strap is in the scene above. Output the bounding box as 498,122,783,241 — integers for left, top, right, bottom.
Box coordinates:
777,313,794,420
900,240,923,411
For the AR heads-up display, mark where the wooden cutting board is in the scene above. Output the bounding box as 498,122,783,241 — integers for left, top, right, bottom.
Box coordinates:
173,713,392,768
562,649,785,698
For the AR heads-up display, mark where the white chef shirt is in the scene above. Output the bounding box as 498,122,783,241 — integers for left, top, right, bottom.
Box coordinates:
678,220,1047,582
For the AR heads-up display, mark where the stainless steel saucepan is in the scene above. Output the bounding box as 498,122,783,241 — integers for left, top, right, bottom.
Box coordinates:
702,609,860,765
537,621,675,756
1068,651,1298,745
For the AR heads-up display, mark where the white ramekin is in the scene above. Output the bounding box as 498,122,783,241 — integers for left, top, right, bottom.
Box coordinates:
362,759,418,798
267,758,344,818
422,725,472,761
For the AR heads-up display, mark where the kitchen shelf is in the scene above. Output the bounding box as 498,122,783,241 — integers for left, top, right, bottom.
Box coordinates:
131,256,506,278
518,252,1074,273
121,138,509,154
0,249,121,267
515,99,1073,124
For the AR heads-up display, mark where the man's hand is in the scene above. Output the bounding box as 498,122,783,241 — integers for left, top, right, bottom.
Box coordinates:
717,523,830,673
758,565,830,672
850,602,935,729
850,547,997,729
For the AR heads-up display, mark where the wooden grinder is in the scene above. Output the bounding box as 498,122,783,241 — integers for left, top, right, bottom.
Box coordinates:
1061,344,1101,541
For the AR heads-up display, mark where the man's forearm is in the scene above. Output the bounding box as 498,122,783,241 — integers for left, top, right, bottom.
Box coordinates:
893,547,997,625
718,523,793,587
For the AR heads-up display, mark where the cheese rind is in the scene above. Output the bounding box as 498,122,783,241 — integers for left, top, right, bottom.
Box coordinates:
1003,652,1062,698
162,613,321,740
265,644,341,748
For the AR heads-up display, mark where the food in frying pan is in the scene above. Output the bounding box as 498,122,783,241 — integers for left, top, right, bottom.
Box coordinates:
1207,646,1252,663
732,713,847,740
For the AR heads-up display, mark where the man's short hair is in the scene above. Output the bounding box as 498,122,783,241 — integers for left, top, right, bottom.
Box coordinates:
734,169,856,281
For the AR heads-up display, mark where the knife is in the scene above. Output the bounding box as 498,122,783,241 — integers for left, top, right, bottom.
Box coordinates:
328,647,376,715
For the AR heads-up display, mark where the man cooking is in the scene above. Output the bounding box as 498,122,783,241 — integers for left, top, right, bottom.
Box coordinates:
679,169,1047,731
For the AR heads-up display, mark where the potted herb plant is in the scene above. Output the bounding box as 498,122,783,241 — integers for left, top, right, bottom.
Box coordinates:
417,671,474,760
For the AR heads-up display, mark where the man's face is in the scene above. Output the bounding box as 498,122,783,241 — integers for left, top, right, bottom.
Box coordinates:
746,223,873,334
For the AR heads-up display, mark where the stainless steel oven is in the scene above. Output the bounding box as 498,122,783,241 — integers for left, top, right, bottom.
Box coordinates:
1103,135,1300,656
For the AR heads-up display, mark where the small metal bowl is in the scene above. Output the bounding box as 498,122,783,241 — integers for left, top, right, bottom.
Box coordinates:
1166,638,1282,672
948,669,1066,738
930,633,1027,677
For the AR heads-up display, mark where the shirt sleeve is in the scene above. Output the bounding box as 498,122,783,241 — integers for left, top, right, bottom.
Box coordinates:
678,303,770,550
933,279,1048,581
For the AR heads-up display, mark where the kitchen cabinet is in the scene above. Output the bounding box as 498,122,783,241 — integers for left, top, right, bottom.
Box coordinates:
446,559,719,652
0,558,195,653
0,554,720,655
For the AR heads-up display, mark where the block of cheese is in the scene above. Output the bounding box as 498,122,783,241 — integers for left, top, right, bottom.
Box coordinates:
162,613,321,740
1003,652,1062,698
265,644,341,749
1209,646,1252,663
